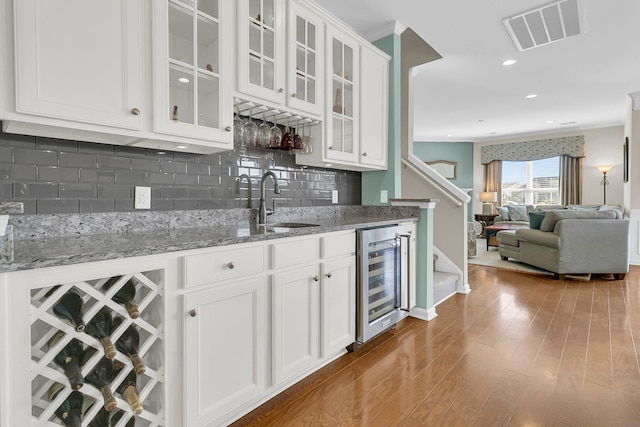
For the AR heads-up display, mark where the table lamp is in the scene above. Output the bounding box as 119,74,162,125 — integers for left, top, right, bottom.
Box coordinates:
479,192,498,214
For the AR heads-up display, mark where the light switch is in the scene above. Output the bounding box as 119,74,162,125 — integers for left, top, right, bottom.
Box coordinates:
380,190,388,203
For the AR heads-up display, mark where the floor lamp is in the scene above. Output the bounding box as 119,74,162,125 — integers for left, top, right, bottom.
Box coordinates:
596,165,612,205
479,191,498,214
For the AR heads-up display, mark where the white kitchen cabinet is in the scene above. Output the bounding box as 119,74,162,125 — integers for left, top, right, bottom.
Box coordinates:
320,256,355,356
359,43,389,169
183,276,267,427
152,0,234,148
12,0,143,131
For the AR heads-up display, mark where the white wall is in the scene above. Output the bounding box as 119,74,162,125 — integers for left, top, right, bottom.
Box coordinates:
473,126,625,212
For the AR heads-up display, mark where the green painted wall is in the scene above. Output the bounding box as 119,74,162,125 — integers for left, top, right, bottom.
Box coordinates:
361,33,401,205
414,141,474,220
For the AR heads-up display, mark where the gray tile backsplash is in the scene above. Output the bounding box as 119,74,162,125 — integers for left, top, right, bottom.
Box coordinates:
0,130,361,214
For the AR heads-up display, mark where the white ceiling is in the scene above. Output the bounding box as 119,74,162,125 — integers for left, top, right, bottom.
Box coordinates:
312,0,640,143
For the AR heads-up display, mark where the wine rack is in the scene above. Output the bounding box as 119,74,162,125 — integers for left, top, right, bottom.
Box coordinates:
28,270,164,427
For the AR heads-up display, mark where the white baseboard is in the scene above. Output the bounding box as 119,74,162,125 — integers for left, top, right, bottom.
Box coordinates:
410,307,437,321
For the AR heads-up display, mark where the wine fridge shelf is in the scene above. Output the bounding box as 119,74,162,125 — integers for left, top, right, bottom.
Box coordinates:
28,270,165,427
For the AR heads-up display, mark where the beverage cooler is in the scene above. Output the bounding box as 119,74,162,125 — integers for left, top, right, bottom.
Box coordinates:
356,224,410,344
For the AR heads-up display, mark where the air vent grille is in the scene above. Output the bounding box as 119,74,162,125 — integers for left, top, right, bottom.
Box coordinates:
504,0,581,51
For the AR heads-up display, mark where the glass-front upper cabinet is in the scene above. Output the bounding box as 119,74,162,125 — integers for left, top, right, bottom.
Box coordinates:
153,0,233,146
237,0,285,104
286,1,324,116
325,26,359,163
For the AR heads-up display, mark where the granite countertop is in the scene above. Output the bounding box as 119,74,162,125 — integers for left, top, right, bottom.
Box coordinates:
1,206,420,273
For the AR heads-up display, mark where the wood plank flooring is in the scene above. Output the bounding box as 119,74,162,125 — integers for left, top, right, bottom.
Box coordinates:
232,265,640,426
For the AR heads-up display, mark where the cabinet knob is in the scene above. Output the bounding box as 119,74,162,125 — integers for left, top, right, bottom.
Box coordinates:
278,88,284,93
362,152,367,156
131,108,141,115
225,126,232,132
227,262,235,270
329,146,334,150
313,276,319,282
189,309,197,317
291,93,297,98
326,272,332,278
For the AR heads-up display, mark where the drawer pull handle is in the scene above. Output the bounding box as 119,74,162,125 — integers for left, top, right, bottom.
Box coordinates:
326,272,332,278
224,126,232,132
313,276,319,282
227,262,235,270
131,108,141,115
189,309,197,317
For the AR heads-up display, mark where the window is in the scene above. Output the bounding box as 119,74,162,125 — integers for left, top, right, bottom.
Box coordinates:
502,157,560,205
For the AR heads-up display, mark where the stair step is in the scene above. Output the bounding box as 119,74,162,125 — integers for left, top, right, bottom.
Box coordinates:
434,271,460,306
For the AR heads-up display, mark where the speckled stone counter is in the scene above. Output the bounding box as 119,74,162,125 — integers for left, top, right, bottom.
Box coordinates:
2,206,419,272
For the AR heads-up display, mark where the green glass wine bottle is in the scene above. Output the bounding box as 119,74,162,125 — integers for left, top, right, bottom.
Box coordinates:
48,331,84,390
112,317,146,375
86,306,116,359
82,348,117,412
110,408,136,427
88,407,111,427
53,291,86,332
47,383,83,427
102,276,140,319
111,364,143,415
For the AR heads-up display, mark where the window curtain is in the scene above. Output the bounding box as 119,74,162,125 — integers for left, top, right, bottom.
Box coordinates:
483,160,502,204
560,155,582,205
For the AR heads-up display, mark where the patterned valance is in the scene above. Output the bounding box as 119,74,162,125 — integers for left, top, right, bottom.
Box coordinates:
481,135,585,164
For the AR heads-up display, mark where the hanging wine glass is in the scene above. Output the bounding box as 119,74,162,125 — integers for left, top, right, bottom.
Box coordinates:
280,117,293,150
292,120,303,151
257,112,272,148
269,120,282,149
302,124,313,154
244,110,258,147
233,107,246,154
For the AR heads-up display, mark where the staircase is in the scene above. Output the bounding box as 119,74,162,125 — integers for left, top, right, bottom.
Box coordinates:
433,253,463,306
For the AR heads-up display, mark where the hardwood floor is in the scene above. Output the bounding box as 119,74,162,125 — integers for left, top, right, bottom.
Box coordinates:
232,265,640,426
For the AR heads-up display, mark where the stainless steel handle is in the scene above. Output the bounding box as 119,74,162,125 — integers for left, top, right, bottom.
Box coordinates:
131,108,140,115
189,309,197,317
225,126,232,132
226,262,235,270
313,276,319,282
399,234,411,312
326,273,332,278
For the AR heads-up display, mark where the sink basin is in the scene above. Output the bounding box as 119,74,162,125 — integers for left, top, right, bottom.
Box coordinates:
268,222,320,229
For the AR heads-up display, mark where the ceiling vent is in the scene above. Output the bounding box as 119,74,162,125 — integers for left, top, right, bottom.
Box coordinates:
504,0,582,51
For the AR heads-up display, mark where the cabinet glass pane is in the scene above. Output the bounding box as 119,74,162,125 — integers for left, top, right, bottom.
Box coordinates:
307,79,316,104
169,65,194,124
332,78,343,114
296,46,305,73
249,24,261,53
344,81,353,118
198,73,219,128
307,51,315,78
344,45,353,82
249,55,261,85
169,3,194,65
333,116,343,151
344,118,353,153
249,0,260,20
263,60,274,90
332,38,342,76
308,22,315,50
296,75,306,101
263,28,274,60
197,16,219,73
296,16,305,44
197,0,218,18
262,0,275,27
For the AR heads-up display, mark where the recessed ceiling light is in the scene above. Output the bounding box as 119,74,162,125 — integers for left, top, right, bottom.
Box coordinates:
526,94,538,99
546,120,555,124
447,134,453,137
178,77,190,83
176,145,188,149
502,59,517,66
157,151,167,155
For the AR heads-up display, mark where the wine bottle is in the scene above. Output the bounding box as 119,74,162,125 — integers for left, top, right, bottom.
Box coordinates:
47,383,83,427
82,348,117,412
53,291,86,332
112,317,146,375
88,407,111,427
103,276,140,319
48,331,84,390
86,306,116,359
110,409,136,427
112,368,143,415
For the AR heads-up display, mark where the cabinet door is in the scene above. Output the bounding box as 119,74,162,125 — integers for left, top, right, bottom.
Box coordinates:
14,0,142,130
272,264,319,386
359,45,389,169
320,256,355,356
183,276,267,427
153,0,233,145
286,1,324,116
325,26,359,163
237,0,285,103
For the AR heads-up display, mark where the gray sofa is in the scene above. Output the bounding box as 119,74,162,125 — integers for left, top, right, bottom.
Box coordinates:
497,209,629,279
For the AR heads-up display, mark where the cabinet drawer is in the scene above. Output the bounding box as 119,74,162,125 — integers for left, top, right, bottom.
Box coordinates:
320,232,355,259
271,237,319,270
183,244,265,288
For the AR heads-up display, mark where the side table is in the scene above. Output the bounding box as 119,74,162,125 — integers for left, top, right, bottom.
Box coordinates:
474,214,498,237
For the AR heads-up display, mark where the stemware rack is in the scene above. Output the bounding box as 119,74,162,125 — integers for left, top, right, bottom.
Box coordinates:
234,97,321,132
29,270,165,427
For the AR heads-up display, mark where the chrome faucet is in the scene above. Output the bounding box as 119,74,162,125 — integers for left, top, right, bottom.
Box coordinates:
237,174,251,208
258,171,281,225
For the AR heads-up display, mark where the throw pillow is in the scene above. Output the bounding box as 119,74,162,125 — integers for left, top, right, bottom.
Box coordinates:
507,205,528,222
496,206,510,221
539,210,617,232
598,205,624,219
535,204,566,212
529,211,546,229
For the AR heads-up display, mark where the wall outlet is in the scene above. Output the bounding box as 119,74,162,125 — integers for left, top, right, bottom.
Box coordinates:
332,190,339,204
380,190,388,203
134,186,151,209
